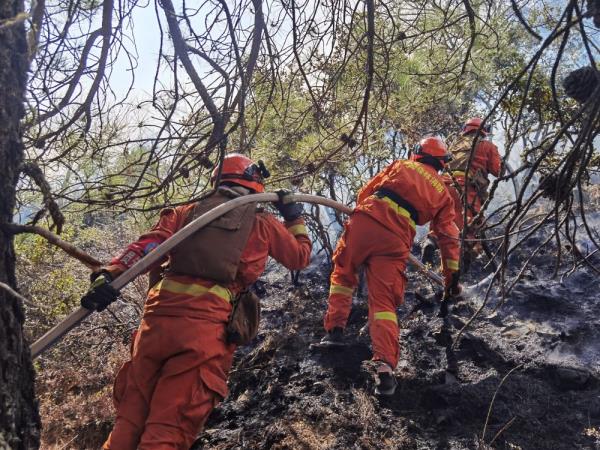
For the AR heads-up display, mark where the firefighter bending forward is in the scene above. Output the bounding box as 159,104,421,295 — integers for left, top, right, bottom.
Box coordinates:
322,137,461,396
80,154,311,449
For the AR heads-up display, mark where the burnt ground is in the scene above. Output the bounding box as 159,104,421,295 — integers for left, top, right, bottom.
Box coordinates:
192,233,600,450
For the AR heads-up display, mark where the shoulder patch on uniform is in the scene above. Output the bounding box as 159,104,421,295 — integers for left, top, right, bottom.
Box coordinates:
144,242,159,254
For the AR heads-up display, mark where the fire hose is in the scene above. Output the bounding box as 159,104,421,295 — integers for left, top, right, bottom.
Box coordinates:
30,193,445,359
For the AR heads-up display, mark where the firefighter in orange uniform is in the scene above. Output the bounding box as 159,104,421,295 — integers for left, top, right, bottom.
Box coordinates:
422,118,502,264
80,154,312,449
321,137,461,396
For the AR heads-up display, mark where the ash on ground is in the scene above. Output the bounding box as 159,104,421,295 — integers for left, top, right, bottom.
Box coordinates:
192,231,600,450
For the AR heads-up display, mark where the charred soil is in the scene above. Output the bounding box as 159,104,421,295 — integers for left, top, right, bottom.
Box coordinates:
192,237,600,450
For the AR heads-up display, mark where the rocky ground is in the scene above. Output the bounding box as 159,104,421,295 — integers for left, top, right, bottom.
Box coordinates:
191,228,600,450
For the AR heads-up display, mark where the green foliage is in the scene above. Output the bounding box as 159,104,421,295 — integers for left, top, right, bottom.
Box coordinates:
236,1,537,199
15,1,600,446
15,210,147,448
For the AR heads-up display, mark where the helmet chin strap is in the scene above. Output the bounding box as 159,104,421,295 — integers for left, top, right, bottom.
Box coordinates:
417,155,445,171
220,180,258,193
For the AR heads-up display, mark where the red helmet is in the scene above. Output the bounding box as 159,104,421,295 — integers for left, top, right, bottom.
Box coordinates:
410,136,452,167
462,117,491,135
210,153,267,193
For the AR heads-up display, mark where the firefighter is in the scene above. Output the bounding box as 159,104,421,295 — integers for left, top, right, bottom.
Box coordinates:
80,154,312,450
421,117,502,266
321,136,461,396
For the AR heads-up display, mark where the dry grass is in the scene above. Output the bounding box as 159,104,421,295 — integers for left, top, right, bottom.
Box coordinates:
351,388,376,432
274,419,337,450
38,342,130,449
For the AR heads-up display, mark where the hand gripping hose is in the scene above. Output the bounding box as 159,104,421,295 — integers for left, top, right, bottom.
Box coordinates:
30,193,444,359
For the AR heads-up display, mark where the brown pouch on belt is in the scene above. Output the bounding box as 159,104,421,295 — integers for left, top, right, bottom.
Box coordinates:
226,290,261,345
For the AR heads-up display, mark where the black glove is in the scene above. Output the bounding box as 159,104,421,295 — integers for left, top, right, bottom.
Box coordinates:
274,189,304,222
439,272,461,318
444,272,461,298
81,270,120,312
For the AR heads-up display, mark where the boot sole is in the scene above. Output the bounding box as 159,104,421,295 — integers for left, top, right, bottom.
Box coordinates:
375,384,397,396
309,341,349,350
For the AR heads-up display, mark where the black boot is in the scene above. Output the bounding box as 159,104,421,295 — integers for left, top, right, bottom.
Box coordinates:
375,362,397,396
319,327,345,346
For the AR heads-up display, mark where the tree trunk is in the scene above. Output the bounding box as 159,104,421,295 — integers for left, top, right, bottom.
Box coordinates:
0,0,41,448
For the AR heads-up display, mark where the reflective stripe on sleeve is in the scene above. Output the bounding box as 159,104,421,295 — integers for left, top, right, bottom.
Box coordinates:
288,223,309,236
374,311,398,324
445,259,459,271
329,284,354,297
375,197,417,230
452,171,466,177
157,279,232,303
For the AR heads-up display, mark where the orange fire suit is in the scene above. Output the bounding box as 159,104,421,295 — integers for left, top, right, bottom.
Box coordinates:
444,139,501,237
102,204,311,450
324,160,460,368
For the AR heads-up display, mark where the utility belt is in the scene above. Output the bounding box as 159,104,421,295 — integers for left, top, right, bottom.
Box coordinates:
373,188,419,230
153,276,260,346
153,277,233,304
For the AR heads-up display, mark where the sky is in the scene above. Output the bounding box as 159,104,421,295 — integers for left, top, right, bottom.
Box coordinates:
111,2,165,99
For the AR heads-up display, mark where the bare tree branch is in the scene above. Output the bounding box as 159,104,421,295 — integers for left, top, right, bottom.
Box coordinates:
4,224,101,269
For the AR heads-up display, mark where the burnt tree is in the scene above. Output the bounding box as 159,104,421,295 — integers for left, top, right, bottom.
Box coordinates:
0,0,41,448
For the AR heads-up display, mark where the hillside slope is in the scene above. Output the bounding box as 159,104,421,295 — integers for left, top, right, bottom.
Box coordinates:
192,228,600,450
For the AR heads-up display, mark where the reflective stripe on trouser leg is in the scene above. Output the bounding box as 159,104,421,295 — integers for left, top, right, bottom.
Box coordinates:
370,311,399,368
445,259,459,271
324,223,360,331
324,283,354,330
365,253,408,369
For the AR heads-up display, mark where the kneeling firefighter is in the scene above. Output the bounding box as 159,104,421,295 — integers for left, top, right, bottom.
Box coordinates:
80,154,312,449
322,137,461,396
